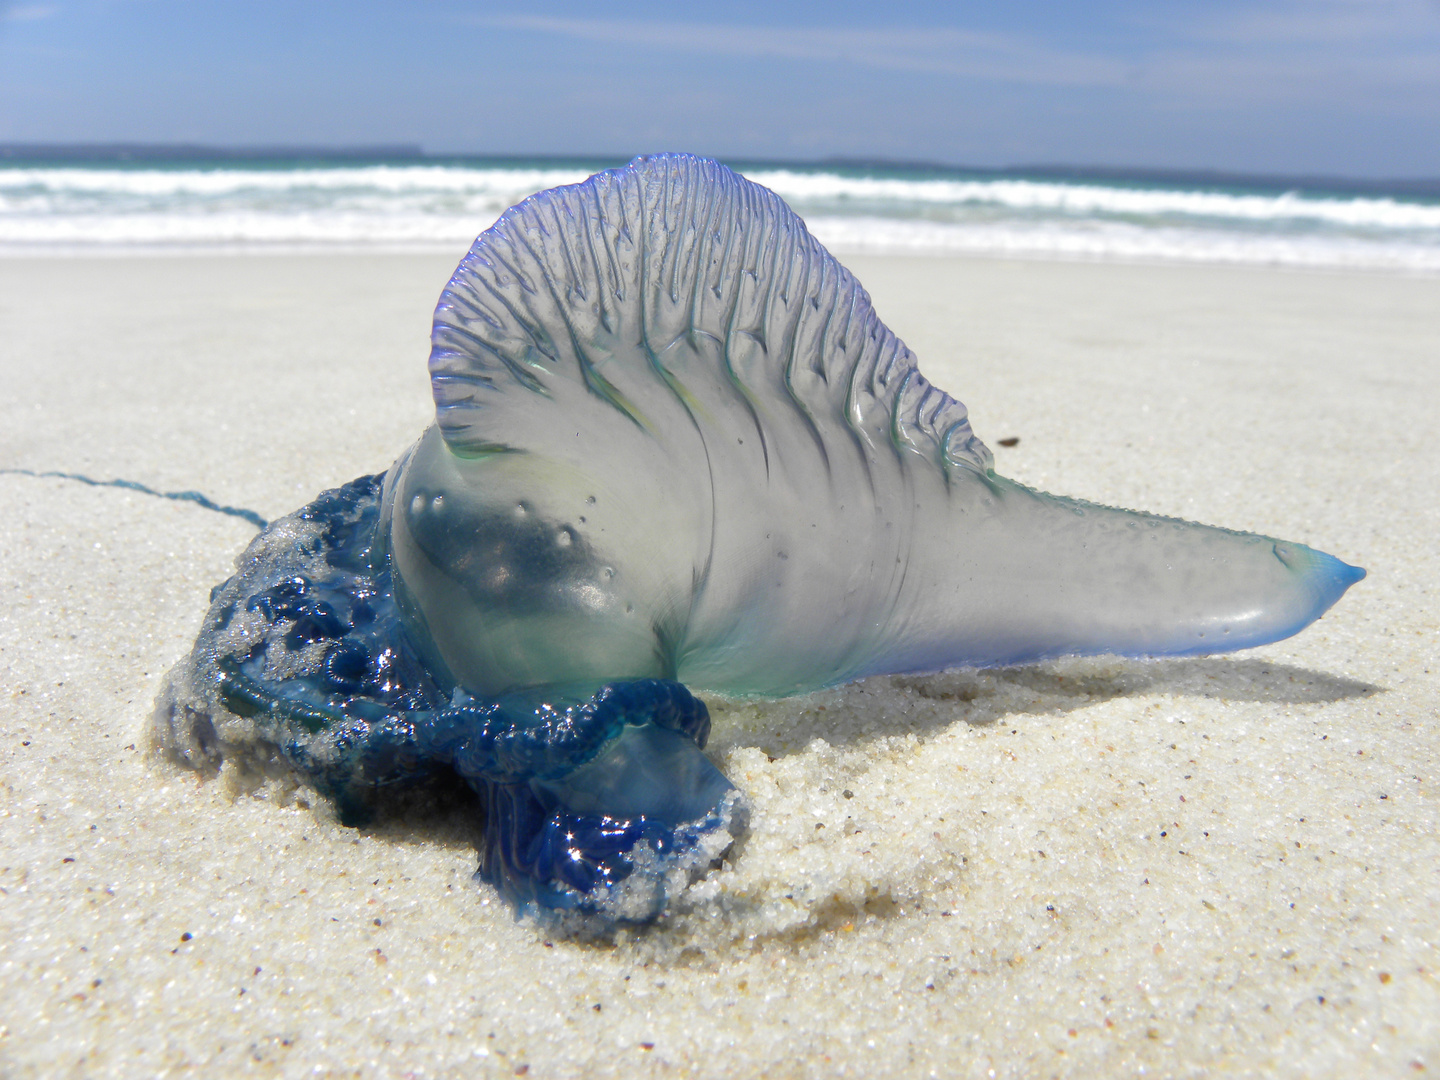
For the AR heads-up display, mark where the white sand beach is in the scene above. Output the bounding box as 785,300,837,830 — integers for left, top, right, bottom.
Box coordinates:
1,251,1436,1077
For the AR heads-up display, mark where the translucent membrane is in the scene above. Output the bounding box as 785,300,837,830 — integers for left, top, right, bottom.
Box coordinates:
399,154,1363,699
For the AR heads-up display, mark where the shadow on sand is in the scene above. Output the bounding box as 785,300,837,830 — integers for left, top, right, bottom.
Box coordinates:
705,655,1381,758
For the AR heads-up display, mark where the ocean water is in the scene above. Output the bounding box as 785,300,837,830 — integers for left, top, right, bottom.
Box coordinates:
2,157,1439,272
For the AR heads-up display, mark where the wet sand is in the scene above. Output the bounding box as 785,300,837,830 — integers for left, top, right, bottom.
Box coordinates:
1,252,1436,1077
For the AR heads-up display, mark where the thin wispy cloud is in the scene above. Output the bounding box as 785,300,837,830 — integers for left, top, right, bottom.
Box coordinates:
1130,0,1440,105
473,11,1440,109
1183,0,1440,44
472,15,1131,88
1,3,58,21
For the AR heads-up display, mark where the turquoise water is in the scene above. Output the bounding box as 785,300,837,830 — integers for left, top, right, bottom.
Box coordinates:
3,155,1438,270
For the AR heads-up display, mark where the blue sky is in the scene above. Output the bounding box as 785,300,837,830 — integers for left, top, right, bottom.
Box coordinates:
2,0,1438,176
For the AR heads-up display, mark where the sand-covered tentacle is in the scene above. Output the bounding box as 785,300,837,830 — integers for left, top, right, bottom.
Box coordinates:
428,679,748,918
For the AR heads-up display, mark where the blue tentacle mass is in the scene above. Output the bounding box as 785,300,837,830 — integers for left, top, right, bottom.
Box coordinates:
155,155,1363,920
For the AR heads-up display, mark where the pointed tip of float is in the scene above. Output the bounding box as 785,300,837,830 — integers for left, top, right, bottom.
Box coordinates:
1337,558,1367,588
1285,543,1365,596
1270,544,1365,644
1320,551,1366,609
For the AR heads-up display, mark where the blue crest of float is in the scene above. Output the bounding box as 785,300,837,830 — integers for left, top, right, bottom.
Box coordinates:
154,155,1364,921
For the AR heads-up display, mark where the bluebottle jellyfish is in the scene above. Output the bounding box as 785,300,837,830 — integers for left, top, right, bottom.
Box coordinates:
154,154,1365,920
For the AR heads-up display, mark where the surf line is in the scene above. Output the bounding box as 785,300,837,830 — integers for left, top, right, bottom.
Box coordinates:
0,469,268,529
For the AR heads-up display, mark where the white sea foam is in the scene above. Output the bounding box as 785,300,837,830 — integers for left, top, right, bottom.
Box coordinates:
805,217,1440,273
2,162,1437,271
750,170,1440,231
0,165,591,200
0,209,501,247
